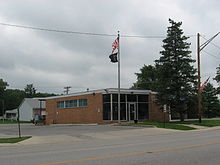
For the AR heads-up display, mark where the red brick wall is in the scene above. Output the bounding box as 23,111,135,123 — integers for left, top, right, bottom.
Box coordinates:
46,93,103,124
148,93,169,122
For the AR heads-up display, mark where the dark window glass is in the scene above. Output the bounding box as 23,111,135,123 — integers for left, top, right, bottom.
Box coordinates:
112,94,125,102
138,95,148,102
127,94,137,102
103,103,111,120
71,100,77,107
112,94,118,102
113,103,118,120
120,94,125,102
103,94,110,103
138,103,149,120
57,101,64,109
65,100,71,108
120,103,126,120
79,99,87,107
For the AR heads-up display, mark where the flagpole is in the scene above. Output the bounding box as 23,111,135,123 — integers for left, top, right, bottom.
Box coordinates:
117,31,121,124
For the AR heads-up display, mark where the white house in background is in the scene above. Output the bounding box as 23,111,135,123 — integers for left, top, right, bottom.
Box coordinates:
4,109,18,120
18,98,46,121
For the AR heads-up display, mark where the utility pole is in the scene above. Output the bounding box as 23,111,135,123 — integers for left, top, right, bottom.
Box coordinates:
1,99,4,123
197,32,219,123
197,33,202,123
64,86,71,94
17,108,21,138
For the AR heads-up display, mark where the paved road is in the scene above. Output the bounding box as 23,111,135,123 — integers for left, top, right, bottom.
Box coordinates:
0,125,220,165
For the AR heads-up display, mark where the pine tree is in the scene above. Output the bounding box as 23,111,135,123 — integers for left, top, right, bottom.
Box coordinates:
202,83,220,118
155,19,197,121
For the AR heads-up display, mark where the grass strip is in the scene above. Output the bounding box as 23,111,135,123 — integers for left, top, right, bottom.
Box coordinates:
0,136,31,143
173,120,220,127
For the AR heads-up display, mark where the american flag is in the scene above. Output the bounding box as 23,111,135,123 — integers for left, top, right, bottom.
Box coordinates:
112,37,119,53
201,76,210,90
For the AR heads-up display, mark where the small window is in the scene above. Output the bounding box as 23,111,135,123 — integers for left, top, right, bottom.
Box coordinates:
71,100,77,108
57,101,65,108
79,99,87,107
65,100,71,108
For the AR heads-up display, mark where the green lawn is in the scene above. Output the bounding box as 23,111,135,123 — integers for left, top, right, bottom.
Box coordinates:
173,120,220,127
0,136,31,143
0,120,31,124
122,121,196,130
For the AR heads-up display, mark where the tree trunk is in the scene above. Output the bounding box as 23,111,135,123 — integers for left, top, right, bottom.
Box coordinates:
180,112,185,122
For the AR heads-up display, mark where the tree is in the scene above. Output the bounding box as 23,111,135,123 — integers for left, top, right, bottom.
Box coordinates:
24,84,36,98
214,65,220,94
131,65,158,91
3,89,25,110
155,19,197,121
0,79,8,98
202,83,220,118
0,79,8,116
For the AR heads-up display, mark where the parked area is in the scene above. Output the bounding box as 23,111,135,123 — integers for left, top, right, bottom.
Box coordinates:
0,124,144,138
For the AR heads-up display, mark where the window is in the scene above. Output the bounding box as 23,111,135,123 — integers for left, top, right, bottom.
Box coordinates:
103,103,111,120
71,100,78,107
57,101,64,108
79,99,87,107
138,103,149,120
57,99,87,108
127,94,137,102
103,94,110,103
138,95,148,102
65,100,71,108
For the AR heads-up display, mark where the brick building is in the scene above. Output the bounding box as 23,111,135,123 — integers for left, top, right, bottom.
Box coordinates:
45,88,169,124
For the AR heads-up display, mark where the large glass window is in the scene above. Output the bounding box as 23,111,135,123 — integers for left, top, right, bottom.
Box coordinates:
103,103,111,120
103,94,110,102
138,103,149,120
113,103,118,120
112,94,125,102
127,94,137,102
138,95,148,102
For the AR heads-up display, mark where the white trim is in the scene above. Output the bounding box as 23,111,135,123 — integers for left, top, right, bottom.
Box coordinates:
44,88,153,100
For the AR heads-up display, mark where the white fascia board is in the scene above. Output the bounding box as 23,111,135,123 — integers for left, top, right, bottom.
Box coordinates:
44,88,154,100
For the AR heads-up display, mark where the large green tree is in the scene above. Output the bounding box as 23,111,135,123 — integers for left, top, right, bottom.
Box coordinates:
131,65,158,91
214,65,220,94
155,19,197,121
3,89,25,110
202,83,220,118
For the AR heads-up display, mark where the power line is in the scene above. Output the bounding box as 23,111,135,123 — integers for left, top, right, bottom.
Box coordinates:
202,50,220,60
0,22,195,39
0,22,116,37
201,35,220,50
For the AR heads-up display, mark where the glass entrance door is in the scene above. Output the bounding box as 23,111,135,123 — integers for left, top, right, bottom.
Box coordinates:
128,103,137,121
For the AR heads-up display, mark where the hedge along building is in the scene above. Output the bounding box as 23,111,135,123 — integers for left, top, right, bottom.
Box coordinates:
45,88,169,124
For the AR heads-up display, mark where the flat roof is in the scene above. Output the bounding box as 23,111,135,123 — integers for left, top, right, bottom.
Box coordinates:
44,88,154,100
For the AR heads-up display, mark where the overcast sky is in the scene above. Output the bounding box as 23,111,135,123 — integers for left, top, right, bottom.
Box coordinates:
0,0,219,94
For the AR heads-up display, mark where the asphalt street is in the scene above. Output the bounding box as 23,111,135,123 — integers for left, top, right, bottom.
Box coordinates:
0,124,220,165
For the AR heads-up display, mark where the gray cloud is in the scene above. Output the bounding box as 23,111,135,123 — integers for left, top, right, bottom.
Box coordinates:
0,0,219,94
